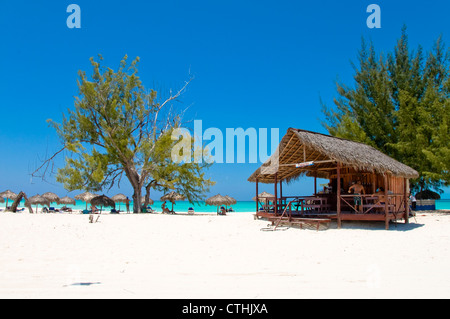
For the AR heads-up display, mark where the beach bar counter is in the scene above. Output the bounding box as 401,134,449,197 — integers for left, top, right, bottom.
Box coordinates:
248,128,419,230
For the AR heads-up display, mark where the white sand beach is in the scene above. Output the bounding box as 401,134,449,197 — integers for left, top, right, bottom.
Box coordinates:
1,211,450,299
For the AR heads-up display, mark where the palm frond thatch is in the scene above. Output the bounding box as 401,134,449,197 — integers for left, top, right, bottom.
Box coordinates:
252,191,274,201
91,195,115,208
205,194,229,206
58,196,76,205
27,195,50,206
0,190,17,200
42,192,60,203
248,128,419,184
224,195,237,205
160,191,185,202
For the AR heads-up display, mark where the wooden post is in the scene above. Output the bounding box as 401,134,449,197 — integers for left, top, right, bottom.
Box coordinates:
280,180,284,213
384,173,389,230
337,163,341,229
372,173,376,194
314,174,317,195
280,180,283,200
256,178,259,213
274,173,278,216
404,178,409,224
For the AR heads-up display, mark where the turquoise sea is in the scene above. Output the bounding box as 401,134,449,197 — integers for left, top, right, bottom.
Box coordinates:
9,199,450,212
11,199,258,213
436,199,450,210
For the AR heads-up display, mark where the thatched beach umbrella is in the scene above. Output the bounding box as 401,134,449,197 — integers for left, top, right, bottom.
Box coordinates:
0,190,17,209
252,191,275,210
58,196,76,206
42,192,60,206
141,196,154,205
27,195,50,213
224,195,237,205
75,192,97,210
112,193,128,210
91,195,115,213
206,194,230,213
252,191,274,201
161,191,185,211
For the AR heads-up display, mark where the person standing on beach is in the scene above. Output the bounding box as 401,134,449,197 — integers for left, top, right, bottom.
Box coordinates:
410,193,417,211
125,197,130,213
349,181,365,214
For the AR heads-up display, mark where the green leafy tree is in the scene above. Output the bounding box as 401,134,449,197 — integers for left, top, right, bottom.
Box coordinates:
322,27,450,193
34,55,214,212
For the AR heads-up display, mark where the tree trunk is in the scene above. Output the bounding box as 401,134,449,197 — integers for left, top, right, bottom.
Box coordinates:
124,166,142,214
132,187,142,214
9,191,33,213
144,182,155,207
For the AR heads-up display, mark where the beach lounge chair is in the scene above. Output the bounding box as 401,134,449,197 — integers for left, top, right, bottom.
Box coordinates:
188,207,195,215
60,206,73,213
82,209,91,214
49,207,60,213
110,208,120,214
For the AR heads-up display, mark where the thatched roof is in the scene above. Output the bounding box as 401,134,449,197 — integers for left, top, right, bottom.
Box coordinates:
58,196,76,205
224,195,237,205
0,190,17,200
27,195,50,206
248,128,419,184
91,195,115,208
161,191,185,202
141,196,154,205
252,191,275,201
205,194,231,206
75,192,97,203
112,194,127,203
42,192,60,203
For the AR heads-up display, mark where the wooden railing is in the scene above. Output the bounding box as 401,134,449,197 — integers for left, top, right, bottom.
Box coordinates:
258,195,331,216
339,194,407,215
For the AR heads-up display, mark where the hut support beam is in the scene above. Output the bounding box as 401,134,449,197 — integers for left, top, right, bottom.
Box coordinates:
274,173,278,216
337,163,341,229
384,174,389,230
256,178,259,213
404,178,409,224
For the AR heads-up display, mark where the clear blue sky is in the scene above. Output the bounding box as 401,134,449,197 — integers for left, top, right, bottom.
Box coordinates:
1,0,449,200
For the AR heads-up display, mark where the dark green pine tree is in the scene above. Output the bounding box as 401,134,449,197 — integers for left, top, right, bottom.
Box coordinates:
322,27,450,193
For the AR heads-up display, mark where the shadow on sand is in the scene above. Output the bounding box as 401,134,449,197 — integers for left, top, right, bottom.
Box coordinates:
329,220,425,231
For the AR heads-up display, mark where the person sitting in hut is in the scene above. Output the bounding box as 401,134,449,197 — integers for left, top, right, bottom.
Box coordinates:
348,181,365,214
376,187,386,205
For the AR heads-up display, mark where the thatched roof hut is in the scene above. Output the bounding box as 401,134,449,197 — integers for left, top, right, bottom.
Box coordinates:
248,128,419,230
248,128,418,183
